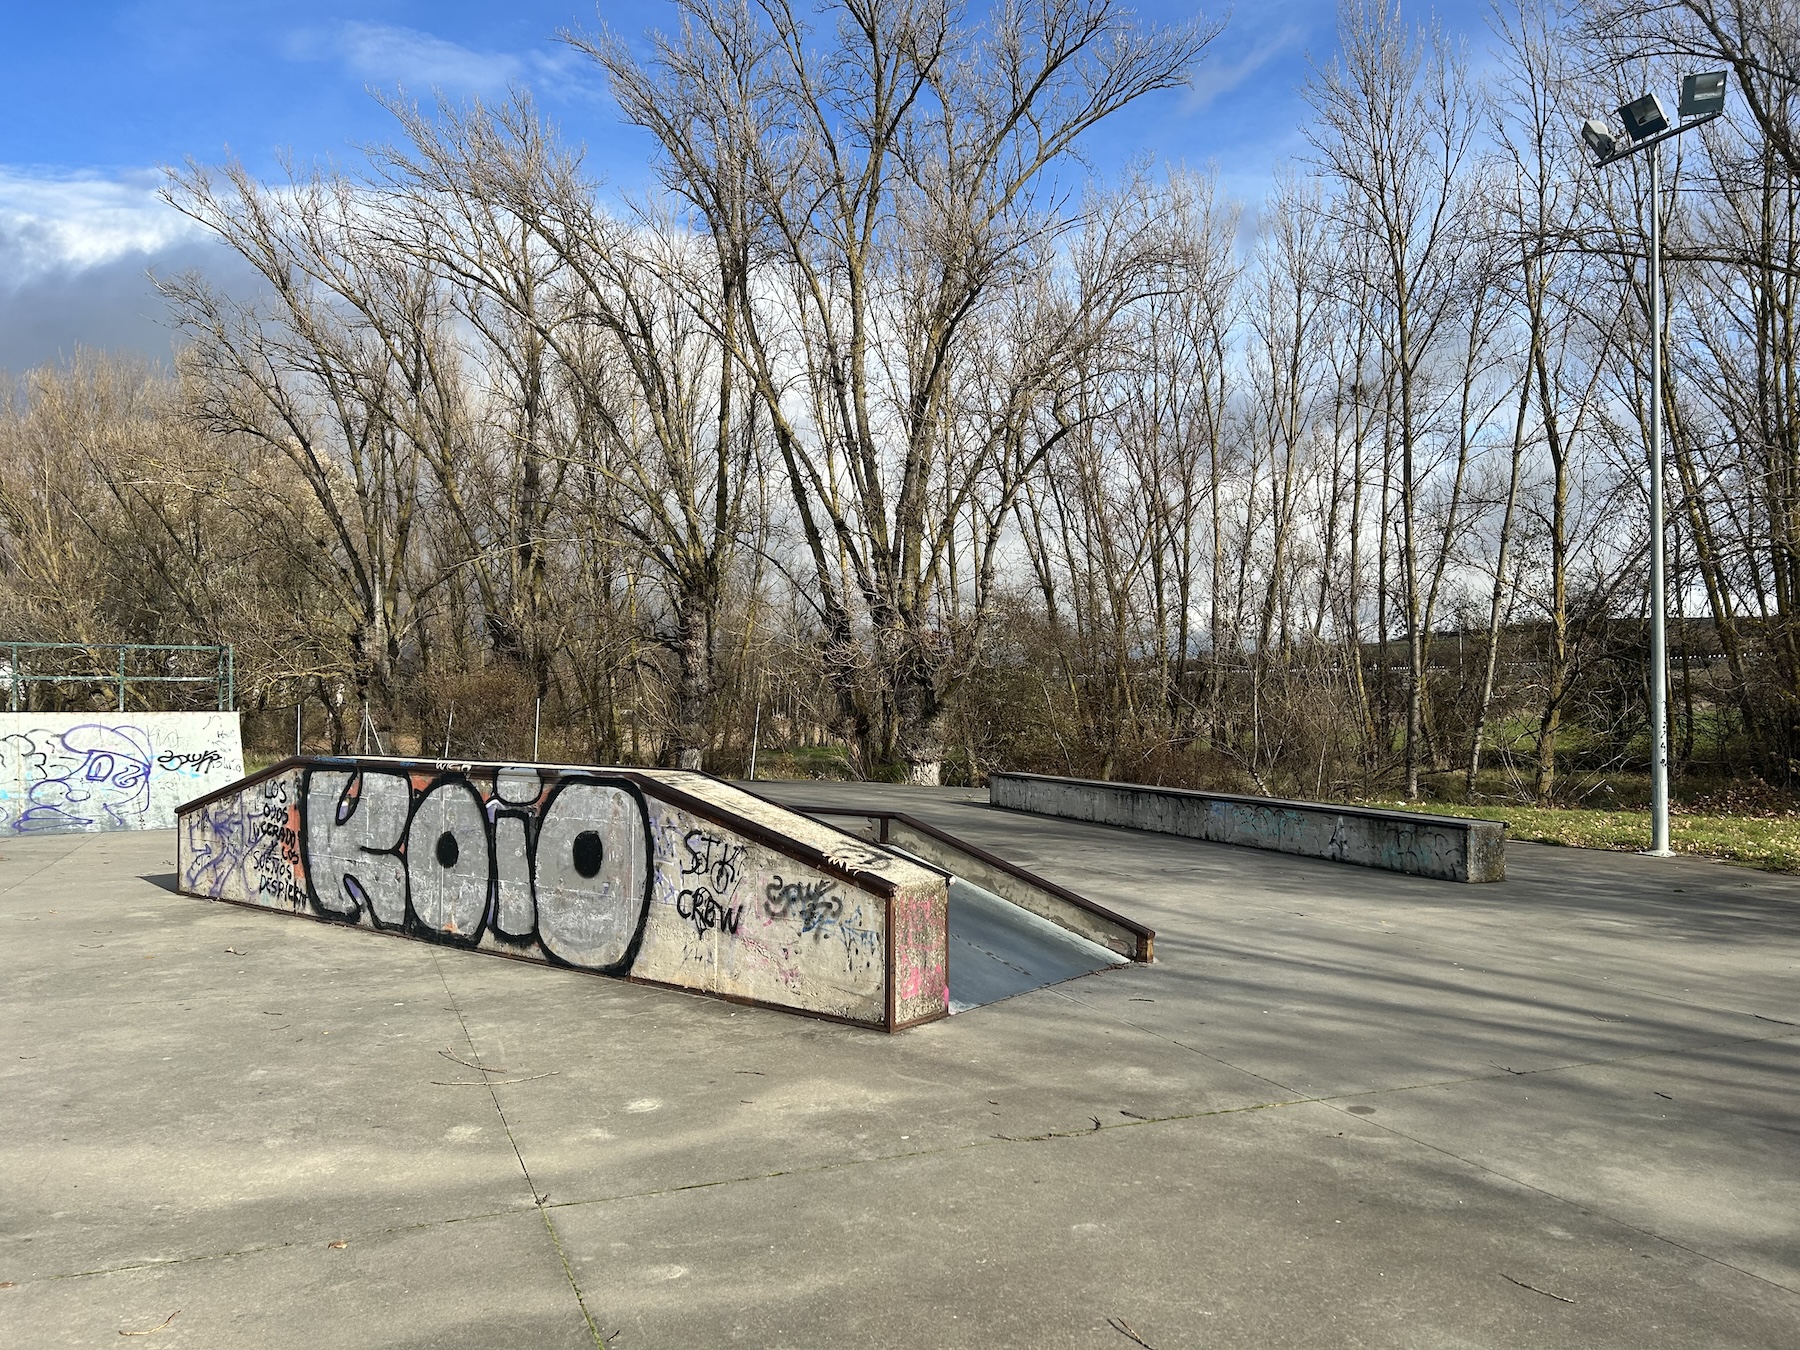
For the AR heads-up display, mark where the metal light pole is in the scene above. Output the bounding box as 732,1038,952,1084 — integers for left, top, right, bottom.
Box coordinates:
1647,140,1670,856
1581,72,1726,857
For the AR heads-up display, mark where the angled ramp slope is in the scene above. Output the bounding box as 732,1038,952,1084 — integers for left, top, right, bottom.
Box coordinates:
784,805,1151,1014
943,875,1127,1013
175,757,948,1030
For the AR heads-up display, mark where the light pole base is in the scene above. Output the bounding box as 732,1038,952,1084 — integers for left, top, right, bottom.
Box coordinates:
1641,847,1676,858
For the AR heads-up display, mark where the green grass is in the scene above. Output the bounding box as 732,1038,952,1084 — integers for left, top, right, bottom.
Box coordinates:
1369,800,1800,873
749,743,856,781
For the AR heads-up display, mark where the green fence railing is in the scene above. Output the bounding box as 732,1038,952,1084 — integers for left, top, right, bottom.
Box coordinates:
1,642,234,712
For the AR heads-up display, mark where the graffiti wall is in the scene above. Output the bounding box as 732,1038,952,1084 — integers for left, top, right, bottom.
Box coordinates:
0,712,244,834
176,759,949,1029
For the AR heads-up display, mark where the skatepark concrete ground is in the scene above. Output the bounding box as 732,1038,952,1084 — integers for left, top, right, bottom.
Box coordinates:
2,781,1797,1349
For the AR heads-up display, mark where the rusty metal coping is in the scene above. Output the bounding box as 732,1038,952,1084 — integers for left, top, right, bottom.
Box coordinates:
777,803,1155,963
176,756,912,900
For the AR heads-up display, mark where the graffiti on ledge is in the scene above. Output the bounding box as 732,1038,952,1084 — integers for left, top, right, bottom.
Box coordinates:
179,762,904,1021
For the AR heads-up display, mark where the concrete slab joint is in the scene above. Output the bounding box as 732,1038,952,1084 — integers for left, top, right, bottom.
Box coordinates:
989,771,1506,882
174,757,950,1029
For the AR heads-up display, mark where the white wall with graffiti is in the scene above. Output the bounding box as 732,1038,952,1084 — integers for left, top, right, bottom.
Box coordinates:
0,712,244,834
176,760,949,1029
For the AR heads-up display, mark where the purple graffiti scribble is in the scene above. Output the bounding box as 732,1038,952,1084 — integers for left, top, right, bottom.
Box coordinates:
1,724,155,832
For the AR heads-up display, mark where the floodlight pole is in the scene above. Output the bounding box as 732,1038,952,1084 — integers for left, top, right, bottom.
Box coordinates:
1591,105,1721,857
1646,142,1671,856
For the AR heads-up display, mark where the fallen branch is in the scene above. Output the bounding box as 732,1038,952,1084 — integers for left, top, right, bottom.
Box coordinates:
120,1311,180,1336
1502,1273,1574,1304
1107,1315,1157,1348
431,1071,559,1087
438,1049,509,1073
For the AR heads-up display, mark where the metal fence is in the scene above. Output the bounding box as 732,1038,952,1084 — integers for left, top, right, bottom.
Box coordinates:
1,642,234,712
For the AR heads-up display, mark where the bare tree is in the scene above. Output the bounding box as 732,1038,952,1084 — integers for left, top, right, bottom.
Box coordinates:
372,95,763,769
1305,0,1479,798
159,160,454,740
581,0,1217,782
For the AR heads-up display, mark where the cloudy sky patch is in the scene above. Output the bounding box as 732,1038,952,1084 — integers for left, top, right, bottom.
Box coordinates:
0,168,202,279
0,0,1501,374
293,21,526,98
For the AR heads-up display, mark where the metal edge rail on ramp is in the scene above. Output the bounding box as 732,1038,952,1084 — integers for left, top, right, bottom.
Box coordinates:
780,805,1153,1014
174,756,949,1032
778,805,1153,962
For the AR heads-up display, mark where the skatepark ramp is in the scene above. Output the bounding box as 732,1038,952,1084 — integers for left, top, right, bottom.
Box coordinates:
176,757,949,1031
785,805,1152,1013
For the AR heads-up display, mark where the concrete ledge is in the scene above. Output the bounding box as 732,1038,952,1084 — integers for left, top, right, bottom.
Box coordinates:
989,772,1505,883
0,711,243,834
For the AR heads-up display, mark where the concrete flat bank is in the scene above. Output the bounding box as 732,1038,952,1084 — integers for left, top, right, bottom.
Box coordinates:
989,770,1505,882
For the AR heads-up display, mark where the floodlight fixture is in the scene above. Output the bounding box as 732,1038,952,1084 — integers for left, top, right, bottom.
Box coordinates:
1581,117,1620,163
1578,72,1731,860
1618,92,1671,141
1679,70,1727,119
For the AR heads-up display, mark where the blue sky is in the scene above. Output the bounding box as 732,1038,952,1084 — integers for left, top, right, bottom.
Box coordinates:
0,0,1496,371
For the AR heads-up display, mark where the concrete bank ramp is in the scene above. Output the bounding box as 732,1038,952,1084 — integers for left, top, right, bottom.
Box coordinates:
784,805,1152,1013
942,876,1127,1013
176,757,948,1030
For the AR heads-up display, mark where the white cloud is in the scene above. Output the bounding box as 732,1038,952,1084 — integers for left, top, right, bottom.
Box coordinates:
333,21,525,95
0,168,254,372
283,21,589,101
0,169,204,281
1184,21,1311,113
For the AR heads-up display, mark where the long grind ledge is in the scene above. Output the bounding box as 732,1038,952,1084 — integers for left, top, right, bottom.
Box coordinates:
989,771,1506,883
176,757,949,1030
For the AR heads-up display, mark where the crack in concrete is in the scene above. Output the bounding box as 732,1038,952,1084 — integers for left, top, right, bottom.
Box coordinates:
37,1204,537,1284
1048,982,1800,1301
432,952,609,1349
0,835,95,900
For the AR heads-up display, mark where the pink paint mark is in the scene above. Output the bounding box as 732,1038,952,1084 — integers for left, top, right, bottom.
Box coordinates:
887,887,948,1014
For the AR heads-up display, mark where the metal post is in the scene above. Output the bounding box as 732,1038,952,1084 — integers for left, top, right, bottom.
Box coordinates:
9,643,17,712
118,647,127,713
1647,146,1672,856
295,702,303,757
748,698,762,782
443,705,454,759
533,697,542,761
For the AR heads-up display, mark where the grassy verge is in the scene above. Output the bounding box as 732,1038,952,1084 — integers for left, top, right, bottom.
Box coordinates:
1369,800,1800,873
